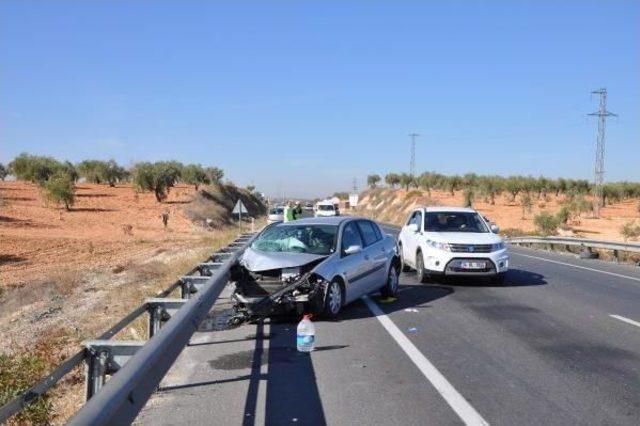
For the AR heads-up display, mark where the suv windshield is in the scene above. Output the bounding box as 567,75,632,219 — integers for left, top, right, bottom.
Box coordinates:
318,205,334,211
252,224,338,255
425,212,489,233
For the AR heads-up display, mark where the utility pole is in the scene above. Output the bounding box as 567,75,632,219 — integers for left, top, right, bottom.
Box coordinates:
352,178,358,193
588,88,616,218
409,133,419,178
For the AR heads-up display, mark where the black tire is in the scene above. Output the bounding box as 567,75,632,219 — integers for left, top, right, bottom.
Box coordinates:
415,251,429,284
399,243,410,272
323,280,343,319
380,265,400,297
491,273,506,286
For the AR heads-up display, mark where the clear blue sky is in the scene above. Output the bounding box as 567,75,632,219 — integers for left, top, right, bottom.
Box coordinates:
1,1,638,198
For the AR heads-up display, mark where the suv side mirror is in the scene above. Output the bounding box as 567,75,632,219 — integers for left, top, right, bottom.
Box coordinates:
490,224,500,234
343,245,362,255
407,223,419,233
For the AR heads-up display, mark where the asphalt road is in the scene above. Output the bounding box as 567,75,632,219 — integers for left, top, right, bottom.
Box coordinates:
138,225,640,425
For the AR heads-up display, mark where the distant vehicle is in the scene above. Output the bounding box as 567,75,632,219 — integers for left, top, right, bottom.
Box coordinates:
304,203,314,211
398,207,509,284
231,216,400,321
267,206,285,223
315,201,338,217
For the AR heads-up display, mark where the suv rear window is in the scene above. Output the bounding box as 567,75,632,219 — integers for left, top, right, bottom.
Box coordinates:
357,220,380,246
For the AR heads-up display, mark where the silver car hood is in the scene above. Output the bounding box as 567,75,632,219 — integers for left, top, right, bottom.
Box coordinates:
240,247,327,272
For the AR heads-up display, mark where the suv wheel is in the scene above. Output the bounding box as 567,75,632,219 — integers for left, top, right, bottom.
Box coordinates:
416,251,429,284
381,265,399,297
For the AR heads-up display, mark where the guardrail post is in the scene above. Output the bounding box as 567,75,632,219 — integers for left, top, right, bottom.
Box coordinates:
83,341,144,401
180,280,191,299
85,348,108,400
148,305,163,339
146,299,186,338
613,249,619,263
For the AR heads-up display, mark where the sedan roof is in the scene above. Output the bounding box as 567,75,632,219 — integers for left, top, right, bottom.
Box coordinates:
275,216,363,226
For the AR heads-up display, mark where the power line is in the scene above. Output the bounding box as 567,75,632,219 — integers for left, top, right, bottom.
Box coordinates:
588,88,617,218
408,133,420,178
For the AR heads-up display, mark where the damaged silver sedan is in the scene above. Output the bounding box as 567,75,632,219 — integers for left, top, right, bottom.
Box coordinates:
229,216,400,324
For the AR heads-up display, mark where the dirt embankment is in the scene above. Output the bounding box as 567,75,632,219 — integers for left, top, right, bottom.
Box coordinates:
351,187,640,241
0,180,265,424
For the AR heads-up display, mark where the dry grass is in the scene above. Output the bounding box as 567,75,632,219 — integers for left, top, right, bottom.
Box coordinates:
0,226,243,425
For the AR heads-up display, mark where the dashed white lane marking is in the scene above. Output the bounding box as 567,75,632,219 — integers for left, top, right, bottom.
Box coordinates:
511,252,640,283
610,314,640,329
362,295,489,426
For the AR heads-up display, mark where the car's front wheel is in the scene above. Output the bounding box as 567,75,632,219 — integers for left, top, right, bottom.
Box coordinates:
323,280,343,319
416,251,429,284
380,265,399,297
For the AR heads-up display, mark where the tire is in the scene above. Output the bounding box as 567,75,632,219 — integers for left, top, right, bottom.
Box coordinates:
380,265,399,297
399,243,410,272
415,251,429,284
491,273,506,286
323,280,343,319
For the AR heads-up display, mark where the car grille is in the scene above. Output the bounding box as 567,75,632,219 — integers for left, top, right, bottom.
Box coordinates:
449,244,492,253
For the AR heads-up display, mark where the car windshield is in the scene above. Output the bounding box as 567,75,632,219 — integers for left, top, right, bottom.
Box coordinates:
318,205,334,211
269,208,283,215
251,224,338,255
425,212,489,233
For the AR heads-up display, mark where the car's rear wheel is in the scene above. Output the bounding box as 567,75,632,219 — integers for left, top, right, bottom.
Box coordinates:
380,265,399,297
416,251,429,284
323,280,343,319
399,243,410,272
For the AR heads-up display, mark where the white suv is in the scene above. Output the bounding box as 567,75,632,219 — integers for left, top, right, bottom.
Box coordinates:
398,207,509,284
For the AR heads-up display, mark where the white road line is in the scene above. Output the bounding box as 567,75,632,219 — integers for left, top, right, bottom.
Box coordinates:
511,252,640,283
362,296,489,426
610,314,640,329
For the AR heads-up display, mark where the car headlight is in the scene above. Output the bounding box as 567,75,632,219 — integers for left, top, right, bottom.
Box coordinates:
426,240,451,251
491,242,505,251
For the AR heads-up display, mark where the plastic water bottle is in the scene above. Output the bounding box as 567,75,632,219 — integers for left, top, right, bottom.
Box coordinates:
296,314,315,352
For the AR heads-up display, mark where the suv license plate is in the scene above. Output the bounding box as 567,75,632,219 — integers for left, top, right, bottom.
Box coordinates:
460,261,486,270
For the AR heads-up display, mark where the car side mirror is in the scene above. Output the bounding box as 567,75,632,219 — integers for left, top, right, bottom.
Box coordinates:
490,224,500,234
344,245,362,255
407,223,419,233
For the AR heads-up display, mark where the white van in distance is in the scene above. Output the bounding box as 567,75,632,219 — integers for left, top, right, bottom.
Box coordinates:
315,201,338,217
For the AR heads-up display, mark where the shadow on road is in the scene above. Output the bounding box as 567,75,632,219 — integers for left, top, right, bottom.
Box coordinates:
423,268,547,288
241,321,330,425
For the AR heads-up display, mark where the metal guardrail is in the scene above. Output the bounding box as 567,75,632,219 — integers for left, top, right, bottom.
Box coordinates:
0,233,257,425
508,236,640,257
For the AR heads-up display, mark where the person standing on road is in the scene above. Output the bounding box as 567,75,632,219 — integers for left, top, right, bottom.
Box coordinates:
292,201,303,220
284,202,294,222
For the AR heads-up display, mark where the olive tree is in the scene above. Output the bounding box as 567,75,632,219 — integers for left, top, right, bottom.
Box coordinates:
8,153,62,184
385,173,400,188
132,161,182,202
367,174,381,189
205,167,224,185
42,171,75,210
182,164,210,190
